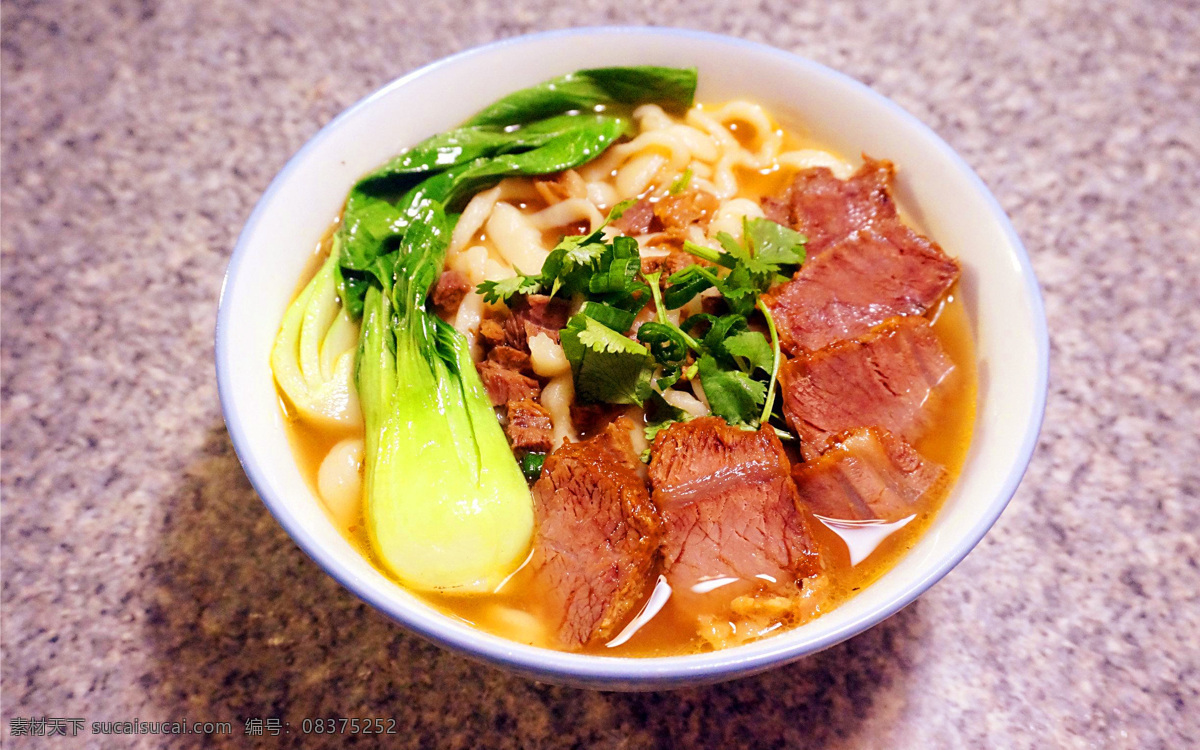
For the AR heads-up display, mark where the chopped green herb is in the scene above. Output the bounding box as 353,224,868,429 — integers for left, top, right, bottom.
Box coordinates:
560,314,654,405
668,167,694,195
696,354,766,425
477,274,543,304
520,452,547,481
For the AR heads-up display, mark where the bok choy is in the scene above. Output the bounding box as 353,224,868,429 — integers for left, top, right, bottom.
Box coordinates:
357,203,532,592
270,241,362,428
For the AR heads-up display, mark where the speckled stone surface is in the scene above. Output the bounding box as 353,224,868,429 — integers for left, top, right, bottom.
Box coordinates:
2,0,1198,747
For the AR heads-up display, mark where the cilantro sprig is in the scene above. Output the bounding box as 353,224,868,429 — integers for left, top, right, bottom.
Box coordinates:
474,206,806,440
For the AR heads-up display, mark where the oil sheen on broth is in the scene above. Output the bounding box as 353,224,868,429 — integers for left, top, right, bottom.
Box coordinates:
279,105,978,657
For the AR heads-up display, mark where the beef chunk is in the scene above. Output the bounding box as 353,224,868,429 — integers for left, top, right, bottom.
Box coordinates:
503,294,571,349
654,189,719,230
529,417,662,648
648,417,820,601
431,270,470,317
764,225,959,355
476,360,540,407
506,399,553,454
765,157,899,256
780,317,954,460
612,198,657,235
487,345,533,375
793,427,945,521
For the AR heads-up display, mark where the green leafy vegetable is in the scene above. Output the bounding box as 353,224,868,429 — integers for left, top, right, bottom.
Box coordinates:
560,314,654,405
466,67,698,128
357,202,534,593
724,329,773,373
358,114,614,190
696,354,767,424
745,217,807,266
271,240,363,428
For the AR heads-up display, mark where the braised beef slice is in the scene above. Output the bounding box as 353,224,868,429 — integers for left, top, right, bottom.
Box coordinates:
648,417,820,600
506,399,554,454
766,157,899,256
793,427,945,521
780,317,954,460
764,226,959,355
431,270,470,317
476,360,540,407
529,417,661,648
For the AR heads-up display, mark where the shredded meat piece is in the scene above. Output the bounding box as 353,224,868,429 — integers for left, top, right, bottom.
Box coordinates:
431,270,470,317
529,417,662,648
476,360,540,407
487,345,533,375
506,399,554,454
654,189,720,230
478,318,507,349
640,250,696,281
503,294,571,349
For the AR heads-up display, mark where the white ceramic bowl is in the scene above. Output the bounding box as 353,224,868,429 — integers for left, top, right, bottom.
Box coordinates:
216,27,1048,690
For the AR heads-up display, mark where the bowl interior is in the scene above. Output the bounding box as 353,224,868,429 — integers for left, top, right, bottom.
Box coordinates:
216,28,1046,689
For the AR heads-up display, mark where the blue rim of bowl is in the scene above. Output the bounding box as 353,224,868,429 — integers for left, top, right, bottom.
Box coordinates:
215,26,1049,688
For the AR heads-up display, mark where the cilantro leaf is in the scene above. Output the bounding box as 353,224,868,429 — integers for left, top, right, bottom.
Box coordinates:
745,217,807,266
560,314,654,405
476,274,542,304
696,354,766,425
724,330,773,373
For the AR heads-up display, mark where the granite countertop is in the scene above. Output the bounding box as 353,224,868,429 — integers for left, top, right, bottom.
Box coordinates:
3,1,1197,747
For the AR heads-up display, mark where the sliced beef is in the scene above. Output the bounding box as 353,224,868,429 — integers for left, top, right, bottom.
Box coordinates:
764,226,959,355
793,427,945,521
431,270,470,317
529,417,662,648
476,360,540,407
780,317,954,460
612,198,657,235
648,417,820,602
764,157,899,256
505,399,553,454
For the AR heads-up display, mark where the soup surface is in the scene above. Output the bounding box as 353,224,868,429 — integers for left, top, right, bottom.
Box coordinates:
275,86,977,656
